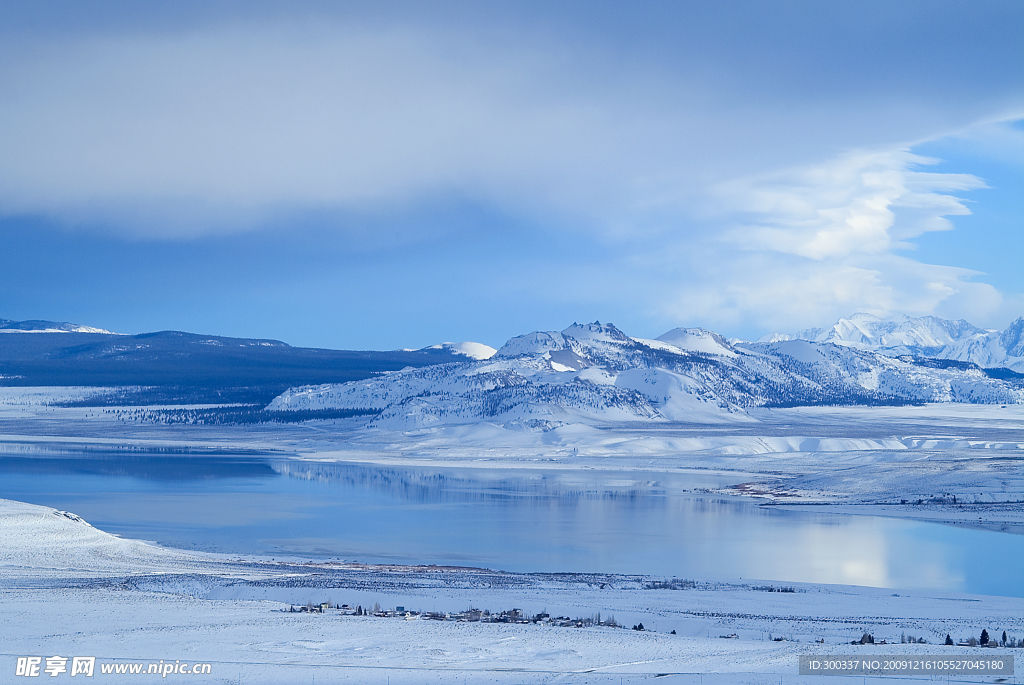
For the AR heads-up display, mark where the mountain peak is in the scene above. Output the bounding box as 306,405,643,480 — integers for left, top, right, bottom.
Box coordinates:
495,322,631,358
655,327,737,357
758,312,1024,371
495,330,569,358
422,341,497,360
561,321,630,344
1000,317,1024,358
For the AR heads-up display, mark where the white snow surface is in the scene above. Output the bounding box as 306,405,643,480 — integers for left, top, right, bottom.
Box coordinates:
0,499,199,578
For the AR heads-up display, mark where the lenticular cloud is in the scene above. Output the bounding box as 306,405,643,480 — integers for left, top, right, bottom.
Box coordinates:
720,150,986,261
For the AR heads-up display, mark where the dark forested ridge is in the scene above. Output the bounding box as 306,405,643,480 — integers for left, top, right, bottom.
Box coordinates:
0,331,463,405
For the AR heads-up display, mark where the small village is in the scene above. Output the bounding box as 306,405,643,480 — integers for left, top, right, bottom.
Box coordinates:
283,602,1022,648
284,602,644,631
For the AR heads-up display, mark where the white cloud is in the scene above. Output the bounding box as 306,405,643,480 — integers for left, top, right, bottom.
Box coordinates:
0,15,1018,240
651,252,1003,337
642,150,1003,335
0,22,703,237
719,151,986,260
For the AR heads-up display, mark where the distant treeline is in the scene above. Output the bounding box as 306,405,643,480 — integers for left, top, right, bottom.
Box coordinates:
57,386,299,406
106,405,380,426
762,397,925,409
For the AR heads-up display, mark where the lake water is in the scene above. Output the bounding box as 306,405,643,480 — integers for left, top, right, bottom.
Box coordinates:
2,443,1023,598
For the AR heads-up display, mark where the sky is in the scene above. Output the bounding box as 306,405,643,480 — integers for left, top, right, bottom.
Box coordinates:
0,0,1022,350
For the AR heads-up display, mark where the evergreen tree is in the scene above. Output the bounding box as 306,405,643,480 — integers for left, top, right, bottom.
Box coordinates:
980,629,989,646
945,634,953,646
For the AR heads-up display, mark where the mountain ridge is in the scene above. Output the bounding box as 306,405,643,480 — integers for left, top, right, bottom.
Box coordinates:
0,318,118,334
0,328,475,405
7,313,1024,419
761,312,1024,372
270,320,1024,430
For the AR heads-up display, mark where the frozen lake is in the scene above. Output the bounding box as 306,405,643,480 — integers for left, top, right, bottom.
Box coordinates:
2,443,1022,597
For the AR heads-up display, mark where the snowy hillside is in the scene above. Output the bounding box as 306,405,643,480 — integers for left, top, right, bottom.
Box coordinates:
764,312,1024,371
0,318,117,334
418,341,497,360
269,321,1024,429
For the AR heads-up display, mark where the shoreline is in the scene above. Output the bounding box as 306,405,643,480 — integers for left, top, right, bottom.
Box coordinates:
762,500,1024,535
4,423,1024,534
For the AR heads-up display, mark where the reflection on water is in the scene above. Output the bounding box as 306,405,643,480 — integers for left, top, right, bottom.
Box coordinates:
0,455,277,480
0,441,277,480
269,460,733,505
1,445,1021,597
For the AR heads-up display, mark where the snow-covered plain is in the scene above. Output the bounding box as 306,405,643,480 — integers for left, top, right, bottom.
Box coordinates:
3,389,1024,682
0,385,118,409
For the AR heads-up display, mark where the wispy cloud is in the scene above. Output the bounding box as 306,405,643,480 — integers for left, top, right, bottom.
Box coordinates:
720,151,987,260
645,151,1003,334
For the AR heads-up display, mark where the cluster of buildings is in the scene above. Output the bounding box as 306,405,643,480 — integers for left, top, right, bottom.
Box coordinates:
286,603,624,629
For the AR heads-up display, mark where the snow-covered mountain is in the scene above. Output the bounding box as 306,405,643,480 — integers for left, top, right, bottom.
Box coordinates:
0,318,118,334
269,320,1024,430
762,312,1024,372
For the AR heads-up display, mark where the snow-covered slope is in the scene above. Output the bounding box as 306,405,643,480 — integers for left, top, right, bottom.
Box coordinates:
764,313,1024,372
0,318,118,334
269,321,1024,430
654,327,738,357
737,340,1024,405
420,341,497,360
0,499,194,576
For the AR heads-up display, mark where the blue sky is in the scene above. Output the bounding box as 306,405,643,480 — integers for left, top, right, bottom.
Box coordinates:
0,1,1022,349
